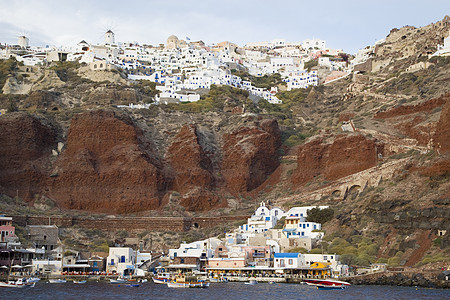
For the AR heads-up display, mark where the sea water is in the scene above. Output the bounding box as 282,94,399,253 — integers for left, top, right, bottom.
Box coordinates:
2,281,449,299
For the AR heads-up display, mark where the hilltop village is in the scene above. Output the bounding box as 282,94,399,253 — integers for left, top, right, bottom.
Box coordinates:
0,31,356,103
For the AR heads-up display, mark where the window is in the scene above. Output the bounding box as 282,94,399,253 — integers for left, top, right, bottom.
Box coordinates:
180,258,185,264
44,235,47,240
121,255,125,263
93,261,98,267
111,259,114,266
288,259,293,265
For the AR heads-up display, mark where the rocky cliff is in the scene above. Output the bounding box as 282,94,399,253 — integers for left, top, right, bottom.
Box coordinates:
0,113,56,200
291,133,381,185
48,110,170,214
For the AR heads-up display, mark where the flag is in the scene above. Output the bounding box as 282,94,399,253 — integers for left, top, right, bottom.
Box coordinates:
186,36,191,41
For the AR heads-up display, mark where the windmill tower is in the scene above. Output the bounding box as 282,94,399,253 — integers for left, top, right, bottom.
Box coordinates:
18,35,29,48
104,29,115,45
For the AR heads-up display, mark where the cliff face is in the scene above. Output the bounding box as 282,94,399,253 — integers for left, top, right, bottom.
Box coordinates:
0,113,55,200
166,124,219,211
291,134,380,185
433,96,450,153
0,110,283,213
221,119,281,193
48,110,170,214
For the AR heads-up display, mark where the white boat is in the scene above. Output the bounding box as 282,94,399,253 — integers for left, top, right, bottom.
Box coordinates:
0,278,35,288
27,277,41,283
48,279,67,283
303,278,350,288
152,273,172,284
73,280,87,284
109,278,128,284
245,279,258,285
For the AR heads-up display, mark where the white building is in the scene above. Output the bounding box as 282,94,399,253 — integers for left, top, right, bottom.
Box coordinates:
106,247,135,275
302,39,326,50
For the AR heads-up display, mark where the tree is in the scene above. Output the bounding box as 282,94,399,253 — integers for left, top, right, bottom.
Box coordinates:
306,207,334,224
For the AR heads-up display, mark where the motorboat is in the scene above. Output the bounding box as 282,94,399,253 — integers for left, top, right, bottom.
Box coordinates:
0,278,35,288
73,280,87,284
110,277,128,284
48,279,67,283
303,278,350,289
245,279,258,285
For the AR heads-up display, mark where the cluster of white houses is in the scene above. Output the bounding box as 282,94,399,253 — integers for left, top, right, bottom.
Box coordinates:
1,203,348,278
162,203,349,278
0,31,353,105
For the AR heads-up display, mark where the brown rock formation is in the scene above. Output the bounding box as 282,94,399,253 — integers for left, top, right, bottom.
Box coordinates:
48,110,170,213
166,124,219,211
221,119,281,193
291,134,381,185
0,112,56,200
434,96,450,153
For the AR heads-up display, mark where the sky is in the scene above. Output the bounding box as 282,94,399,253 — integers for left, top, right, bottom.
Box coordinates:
0,0,449,54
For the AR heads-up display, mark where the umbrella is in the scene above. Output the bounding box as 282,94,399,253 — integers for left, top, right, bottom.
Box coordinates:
23,265,33,268
11,265,23,268
0,266,8,269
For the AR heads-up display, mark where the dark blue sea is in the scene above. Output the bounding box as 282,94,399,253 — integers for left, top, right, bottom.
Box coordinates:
2,281,449,299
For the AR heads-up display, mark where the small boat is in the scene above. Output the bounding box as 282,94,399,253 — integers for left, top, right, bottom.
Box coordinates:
303,278,350,288
209,276,228,283
110,277,128,284
125,284,140,287
0,278,35,288
317,285,347,290
48,279,67,283
138,279,148,283
73,280,87,284
152,273,172,284
167,275,209,288
245,279,258,285
27,277,41,283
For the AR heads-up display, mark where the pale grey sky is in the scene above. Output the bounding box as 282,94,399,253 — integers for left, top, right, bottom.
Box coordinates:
0,0,448,54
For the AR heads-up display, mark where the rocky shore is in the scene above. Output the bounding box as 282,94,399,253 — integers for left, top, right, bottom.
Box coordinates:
346,271,449,288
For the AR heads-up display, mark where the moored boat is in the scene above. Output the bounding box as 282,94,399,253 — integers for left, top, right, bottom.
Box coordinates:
48,279,67,284
167,275,209,288
303,278,350,288
73,280,87,284
0,278,35,288
152,272,172,284
317,285,347,290
245,279,258,285
110,277,128,284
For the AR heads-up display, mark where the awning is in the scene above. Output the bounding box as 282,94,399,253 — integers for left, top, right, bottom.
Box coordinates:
63,264,91,268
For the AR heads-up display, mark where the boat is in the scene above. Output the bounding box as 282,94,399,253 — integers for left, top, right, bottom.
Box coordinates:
48,279,67,283
0,278,35,288
245,279,258,285
167,275,209,288
209,276,228,283
125,284,140,287
303,278,350,288
317,285,347,290
27,277,41,283
138,279,148,283
152,273,172,284
110,277,128,284
73,280,87,284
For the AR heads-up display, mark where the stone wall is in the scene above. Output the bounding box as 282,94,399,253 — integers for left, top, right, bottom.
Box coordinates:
11,214,249,233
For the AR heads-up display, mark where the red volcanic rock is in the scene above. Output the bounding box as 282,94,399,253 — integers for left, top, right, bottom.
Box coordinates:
221,119,281,193
375,93,448,119
291,134,381,185
291,138,329,185
0,112,56,201
166,124,219,211
434,97,450,153
48,110,170,214
325,135,379,180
